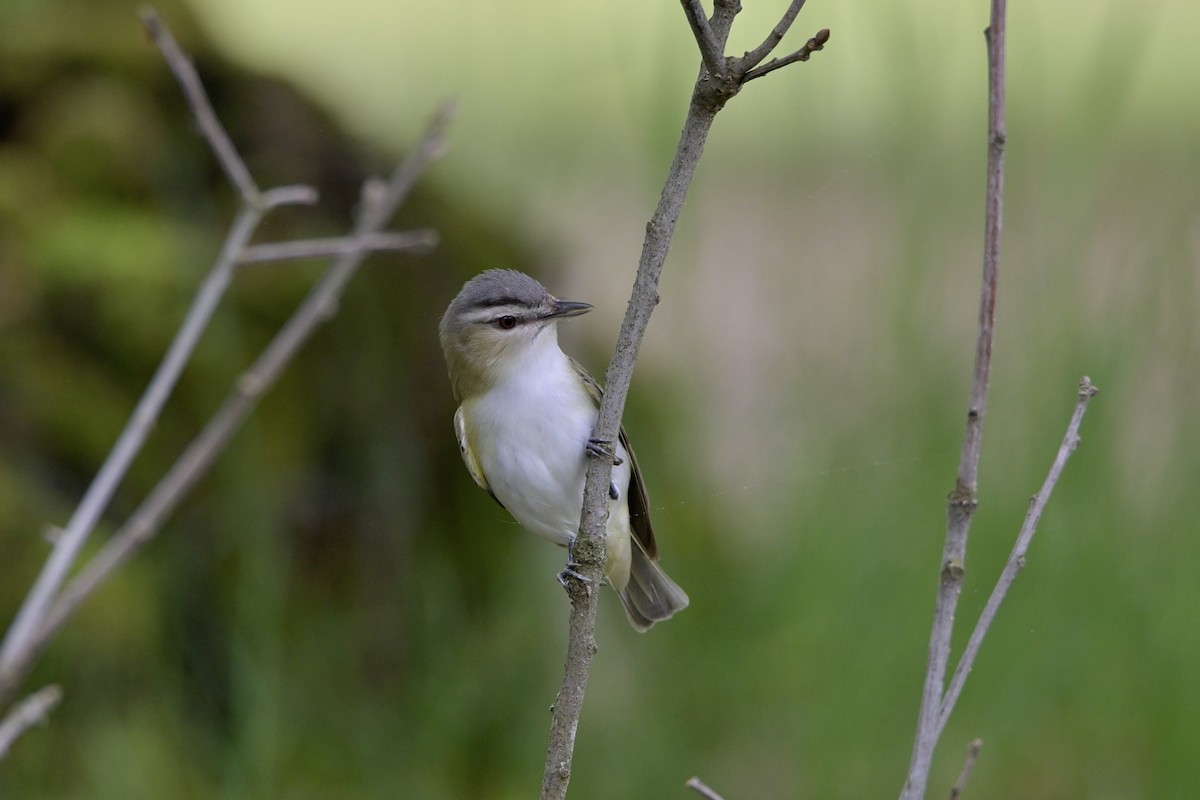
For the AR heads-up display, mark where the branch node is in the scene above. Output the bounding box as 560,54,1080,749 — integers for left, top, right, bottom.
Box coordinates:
947,485,977,510
941,558,966,584
949,738,984,800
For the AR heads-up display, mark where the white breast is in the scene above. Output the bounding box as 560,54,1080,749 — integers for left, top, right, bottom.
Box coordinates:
462,341,630,548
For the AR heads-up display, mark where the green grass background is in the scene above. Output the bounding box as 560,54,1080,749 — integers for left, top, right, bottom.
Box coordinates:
2,0,1198,797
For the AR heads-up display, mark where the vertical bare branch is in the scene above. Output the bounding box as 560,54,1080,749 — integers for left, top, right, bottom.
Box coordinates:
896,4,1100,799
539,2,830,797
540,87,726,800
900,3,1007,798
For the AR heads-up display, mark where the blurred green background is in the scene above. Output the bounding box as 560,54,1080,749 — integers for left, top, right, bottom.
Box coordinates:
2,0,1198,797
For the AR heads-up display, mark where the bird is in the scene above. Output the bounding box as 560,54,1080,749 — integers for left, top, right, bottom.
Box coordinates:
439,269,688,631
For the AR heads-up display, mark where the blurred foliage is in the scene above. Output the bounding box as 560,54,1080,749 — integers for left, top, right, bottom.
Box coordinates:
3,0,1200,799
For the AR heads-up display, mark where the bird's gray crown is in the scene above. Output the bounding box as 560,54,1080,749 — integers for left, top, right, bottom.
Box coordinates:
457,269,550,310
442,269,553,332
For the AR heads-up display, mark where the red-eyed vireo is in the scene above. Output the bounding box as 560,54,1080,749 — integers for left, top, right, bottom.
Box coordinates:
439,270,688,631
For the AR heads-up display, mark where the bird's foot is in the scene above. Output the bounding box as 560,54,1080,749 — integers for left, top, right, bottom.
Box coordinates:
557,564,591,587
586,437,623,466
559,538,596,586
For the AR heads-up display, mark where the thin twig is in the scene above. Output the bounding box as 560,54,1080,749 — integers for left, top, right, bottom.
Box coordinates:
738,0,807,71
936,379,1098,738
239,230,438,264
0,685,62,762
901,3,1007,798
0,204,263,697
538,1,822,797
948,739,983,800
33,102,457,656
259,185,320,208
679,0,724,78
139,6,260,203
743,28,830,82
0,10,321,706
686,776,729,800
0,10,450,724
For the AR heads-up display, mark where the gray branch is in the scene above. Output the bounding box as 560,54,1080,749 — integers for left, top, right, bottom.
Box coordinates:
0,685,61,762
743,28,830,82
0,194,275,694
238,230,438,264
139,7,262,204
0,11,326,696
948,739,984,800
936,378,1099,739
538,1,827,797
32,102,457,678
0,7,451,731
738,0,807,71
680,0,724,78
899,6,1008,796
686,776,729,800
899,3,1097,798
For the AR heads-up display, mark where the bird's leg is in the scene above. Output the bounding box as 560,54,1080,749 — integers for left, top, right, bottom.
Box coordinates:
563,439,620,585
558,536,592,586
584,440,621,499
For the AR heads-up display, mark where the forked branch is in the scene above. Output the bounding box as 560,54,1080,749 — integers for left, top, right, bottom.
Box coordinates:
899,1,1098,797
0,8,451,753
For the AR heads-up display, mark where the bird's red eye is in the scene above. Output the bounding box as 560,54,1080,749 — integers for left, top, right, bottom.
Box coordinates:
495,315,518,330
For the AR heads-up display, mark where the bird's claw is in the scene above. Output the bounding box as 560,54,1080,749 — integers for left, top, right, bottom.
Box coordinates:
586,437,623,466
558,564,591,586
560,537,595,586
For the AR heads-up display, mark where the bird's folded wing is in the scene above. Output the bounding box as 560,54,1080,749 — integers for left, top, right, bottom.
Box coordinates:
455,406,503,507
571,359,659,559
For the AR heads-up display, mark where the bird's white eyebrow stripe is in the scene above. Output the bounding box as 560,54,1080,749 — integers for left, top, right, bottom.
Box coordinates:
462,304,529,325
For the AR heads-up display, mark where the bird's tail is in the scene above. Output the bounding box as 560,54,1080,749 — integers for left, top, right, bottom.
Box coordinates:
618,539,689,632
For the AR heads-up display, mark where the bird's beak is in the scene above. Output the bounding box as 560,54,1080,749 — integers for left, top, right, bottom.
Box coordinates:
543,299,593,320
